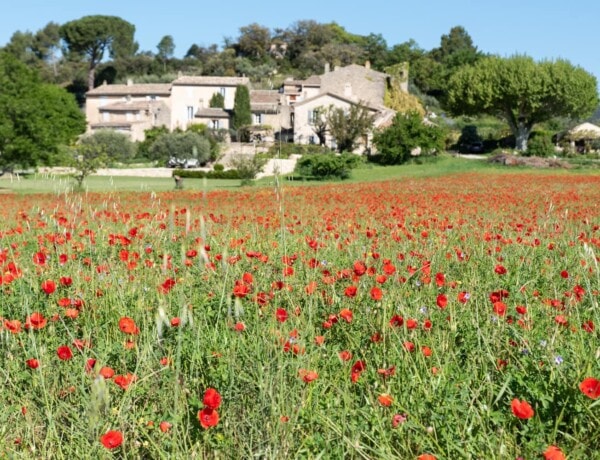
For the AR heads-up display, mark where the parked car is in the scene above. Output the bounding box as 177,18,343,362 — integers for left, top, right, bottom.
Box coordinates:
459,142,484,154
166,157,200,168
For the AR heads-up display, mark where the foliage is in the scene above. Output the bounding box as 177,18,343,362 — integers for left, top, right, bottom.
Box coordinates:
80,130,136,164
267,143,331,158
0,52,85,171
384,64,425,116
236,23,271,61
326,104,375,152
156,35,175,61
148,131,211,164
59,15,136,90
447,55,599,151
209,92,225,108
232,85,252,134
136,126,170,159
68,142,108,188
172,168,240,179
525,131,556,157
294,152,362,179
227,154,268,183
186,124,223,161
374,111,446,164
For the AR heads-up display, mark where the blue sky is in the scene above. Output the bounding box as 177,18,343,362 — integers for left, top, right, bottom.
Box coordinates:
2,0,598,84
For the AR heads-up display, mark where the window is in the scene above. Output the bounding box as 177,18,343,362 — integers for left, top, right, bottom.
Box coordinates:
102,112,110,122
219,87,226,97
309,135,316,145
211,119,220,130
308,109,316,124
187,106,194,121
147,95,157,101
254,113,262,125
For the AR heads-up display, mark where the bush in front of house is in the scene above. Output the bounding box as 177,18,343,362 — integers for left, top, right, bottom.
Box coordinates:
294,152,362,180
173,169,241,179
80,130,136,164
525,130,555,157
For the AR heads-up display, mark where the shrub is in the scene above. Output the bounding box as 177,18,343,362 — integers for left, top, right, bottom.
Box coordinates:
80,130,136,164
213,163,225,172
172,169,240,179
227,154,268,184
148,131,211,164
266,143,332,158
526,131,555,157
373,111,446,164
294,153,361,180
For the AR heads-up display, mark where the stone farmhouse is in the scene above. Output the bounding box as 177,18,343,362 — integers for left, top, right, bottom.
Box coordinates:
84,62,405,150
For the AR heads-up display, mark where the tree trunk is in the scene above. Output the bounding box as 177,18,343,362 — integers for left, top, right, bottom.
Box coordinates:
514,122,530,152
88,65,95,91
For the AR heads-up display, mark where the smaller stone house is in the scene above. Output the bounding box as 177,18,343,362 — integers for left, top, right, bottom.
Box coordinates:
85,81,171,141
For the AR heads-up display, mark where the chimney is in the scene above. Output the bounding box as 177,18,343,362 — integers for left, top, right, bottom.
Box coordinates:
126,79,133,86
365,60,371,70
324,62,330,73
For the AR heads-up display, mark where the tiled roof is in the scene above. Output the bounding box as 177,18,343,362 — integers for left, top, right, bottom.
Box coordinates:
195,108,230,118
87,83,171,96
250,90,280,112
172,76,250,86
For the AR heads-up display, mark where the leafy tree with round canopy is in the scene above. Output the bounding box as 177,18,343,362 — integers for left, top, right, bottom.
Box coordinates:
447,55,599,151
0,52,85,172
80,130,136,164
148,131,211,165
60,15,136,90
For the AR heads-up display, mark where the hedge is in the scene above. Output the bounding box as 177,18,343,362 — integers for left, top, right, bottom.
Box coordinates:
172,169,241,179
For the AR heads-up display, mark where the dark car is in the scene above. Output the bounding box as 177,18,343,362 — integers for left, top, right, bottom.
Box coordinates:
459,142,484,154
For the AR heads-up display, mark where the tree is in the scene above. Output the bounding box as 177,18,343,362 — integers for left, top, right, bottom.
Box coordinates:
326,104,375,152
310,106,329,146
148,131,211,164
209,92,225,108
237,23,271,60
447,55,599,151
80,130,136,164
227,154,268,185
374,111,446,164
0,52,85,172
60,15,136,90
232,85,252,134
157,35,175,72
69,142,108,189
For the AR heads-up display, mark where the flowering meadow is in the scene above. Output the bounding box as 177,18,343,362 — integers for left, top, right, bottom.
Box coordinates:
1,172,599,459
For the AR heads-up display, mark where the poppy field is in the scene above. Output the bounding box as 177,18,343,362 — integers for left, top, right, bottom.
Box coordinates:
1,172,599,459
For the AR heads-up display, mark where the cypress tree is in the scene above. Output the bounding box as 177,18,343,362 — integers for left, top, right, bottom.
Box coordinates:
232,84,252,131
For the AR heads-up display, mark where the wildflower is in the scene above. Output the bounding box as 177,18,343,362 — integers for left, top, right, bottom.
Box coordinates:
159,421,172,433
299,369,318,383
114,373,136,390
198,408,219,429
370,287,383,301
436,294,447,309
554,356,563,366
118,317,139,335
100,430,123,449
338,350,352,362
377,393,393,407
579,377,600,399
41,279,56,295
511,398,534,419
344,285,357,298
57,345,73,361
203,388,222,409
275,308,288,323
392,413,407,428
543,445,566,460
339,308,353,323
26,358,39,369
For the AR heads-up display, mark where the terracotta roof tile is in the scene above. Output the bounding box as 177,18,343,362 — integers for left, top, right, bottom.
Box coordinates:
173,76,249,86
87,83,171,96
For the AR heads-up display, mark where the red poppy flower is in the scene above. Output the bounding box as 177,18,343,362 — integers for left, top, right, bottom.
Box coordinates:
159,421,172,433
339,308,353,323
114,373,136,390
389,315,404,328
560,270,569,279
579,377,600,399
26,358,39,369
511,398,534,419
457,291,470,303
41,280,56,295
377,393,393,407
370,287,383,301
435,272,445,287
543,445,566,460
275,308,288,323
582,320,595,333
299,369,318,383
203,388,222,409
198,407,219,429
493,301,507,316
436,294,448,309
118,317,139,335
417,455,437,460
99,366,115,379
338,350,352,361
57,345,73,361
344,285,357,298
25,312,47,330
100,430,123,449
494,265,507,275
59,276,73,287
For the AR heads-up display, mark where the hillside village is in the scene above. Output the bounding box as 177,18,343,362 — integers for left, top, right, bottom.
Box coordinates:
85,62,404,153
